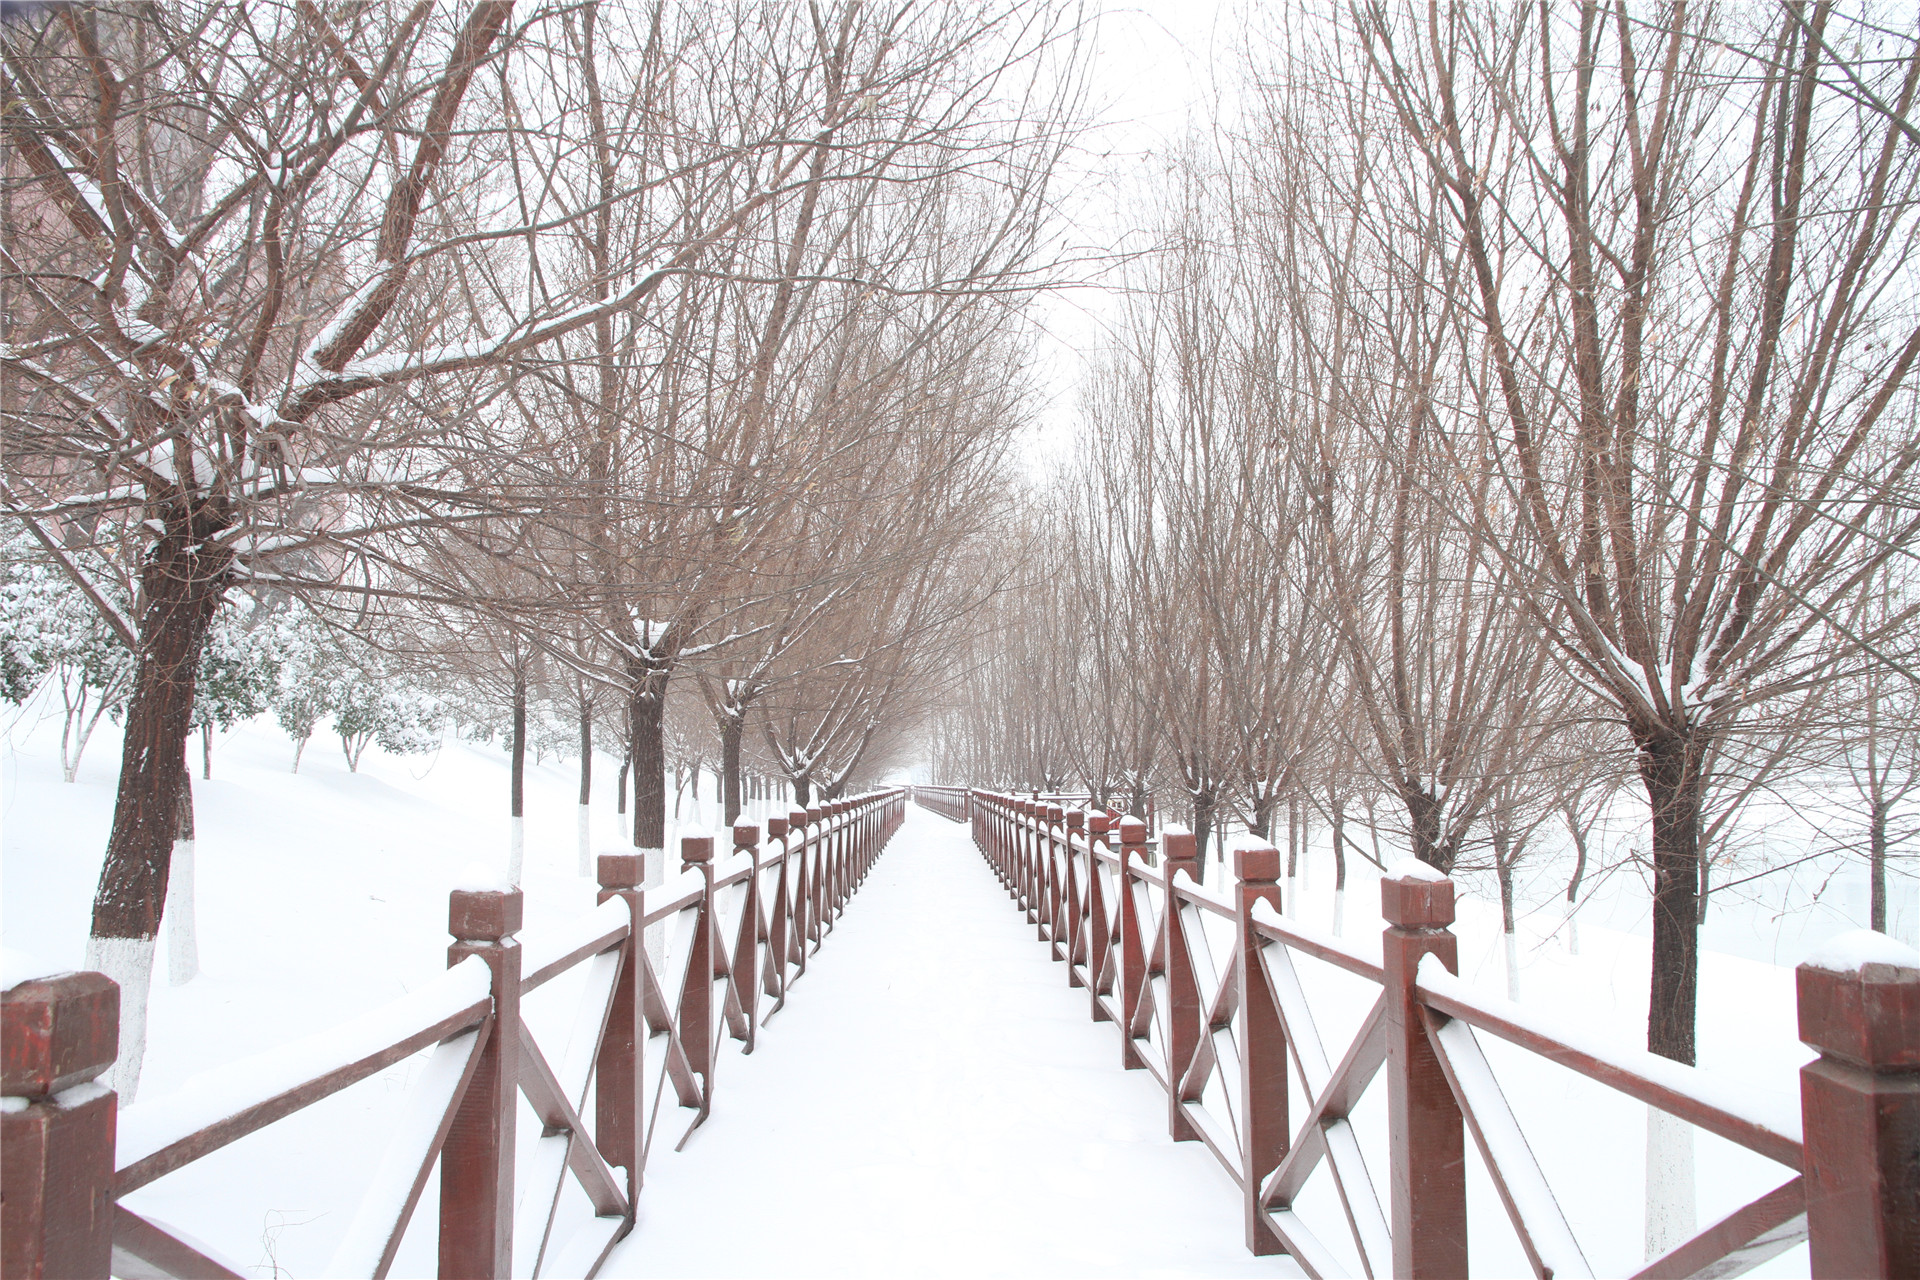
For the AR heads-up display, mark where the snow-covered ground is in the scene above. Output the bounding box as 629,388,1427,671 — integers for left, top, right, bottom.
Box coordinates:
2,704,1821,1277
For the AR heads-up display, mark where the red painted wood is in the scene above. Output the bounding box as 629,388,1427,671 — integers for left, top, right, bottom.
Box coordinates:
678,834,716,1107
731,824,762,1052
1417,979,1801,1168
1382,870,1468,1277
1629,1176,1807,1280
440,887,522,1280
1118,817,1150,1071
1798,956,1920,1277
112,1203,245,1279
2,972,118,1097
596,852,646,1208
2,974,118,1280
1163,829,1202,1143
1064,810,1087,986
805,807,826,948
1087,814,1115,1022
1234,844,1287,1256
764,817,794,1004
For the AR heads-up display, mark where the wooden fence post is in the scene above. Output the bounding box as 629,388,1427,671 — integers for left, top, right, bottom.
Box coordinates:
997,796,1011,891
595,854,645,1206
1064,809,1086,985
1118,816,1150,1071
1163,828,1202,1143
1234,844,1287,1256
805,807,826,945
834,801,849,911
1381,867,1467,1277
1038,803,1053,933
764,816,793,1002
731,824,762,1052
788,810,812,971
2,972,118,1280
679,833,715,1108
1798,944,1920,1276
1087,812,1113,1022
442,887,523,1280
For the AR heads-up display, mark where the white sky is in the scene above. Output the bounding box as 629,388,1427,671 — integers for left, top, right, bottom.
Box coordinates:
1021,0,1234,472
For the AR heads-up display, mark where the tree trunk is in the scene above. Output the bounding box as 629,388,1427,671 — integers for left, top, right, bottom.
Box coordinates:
1191,787,1214,884
89,520,227,1102
510,662,526,885
721,711,743,828
1401,782,1448,872
201,722,212,780
578,688,593,877
628,662,668,850
1495,830,1518,1000
1636,727,1706,1065
1872,796,1890,932
793,774,812,808
1330,796,1347,936
1248,789,1275,841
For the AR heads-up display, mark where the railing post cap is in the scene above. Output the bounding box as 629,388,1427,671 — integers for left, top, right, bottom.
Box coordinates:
1088,812,1109,834
1047,803,1064,822
1,971,119,1097
789,809,809,829
1066,809,1085,829
597,852,643,890
767,815,789,839
733,822,760,847
680,833,714,863
1381,861,1454,928
450,886,524,942
1797,932,1920,1068
1118,817,1148,845
1235,843,1282,884
1163,829,1197,862
806,806,825,824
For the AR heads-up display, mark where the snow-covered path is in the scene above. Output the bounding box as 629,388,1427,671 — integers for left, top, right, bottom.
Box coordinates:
600,804,1300,1278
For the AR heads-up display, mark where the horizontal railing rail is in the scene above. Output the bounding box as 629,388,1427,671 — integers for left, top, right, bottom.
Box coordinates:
962,786,1917,1280
1,789,908,1280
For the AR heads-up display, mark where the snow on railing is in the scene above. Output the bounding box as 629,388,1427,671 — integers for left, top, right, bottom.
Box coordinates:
961,786,1920,1280
0,789,910,1280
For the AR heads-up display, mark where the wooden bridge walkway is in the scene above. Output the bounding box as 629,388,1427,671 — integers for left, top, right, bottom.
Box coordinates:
599,803,1291,1278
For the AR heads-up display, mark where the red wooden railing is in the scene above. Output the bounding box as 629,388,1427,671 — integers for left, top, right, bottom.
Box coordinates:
910,785,969,823
950,787,1920,1280
1,789,906,1280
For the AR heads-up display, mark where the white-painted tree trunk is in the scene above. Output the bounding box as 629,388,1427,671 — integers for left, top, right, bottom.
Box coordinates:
1504,930,1520,1001
84,934,155,1104
640,845,666,976
165,836,199,986
577,805,592,877
1332,889,1345,936
1644,1106,1697,1258
1568,917,1581,956
1285,875,1297,917
508,815,525,887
